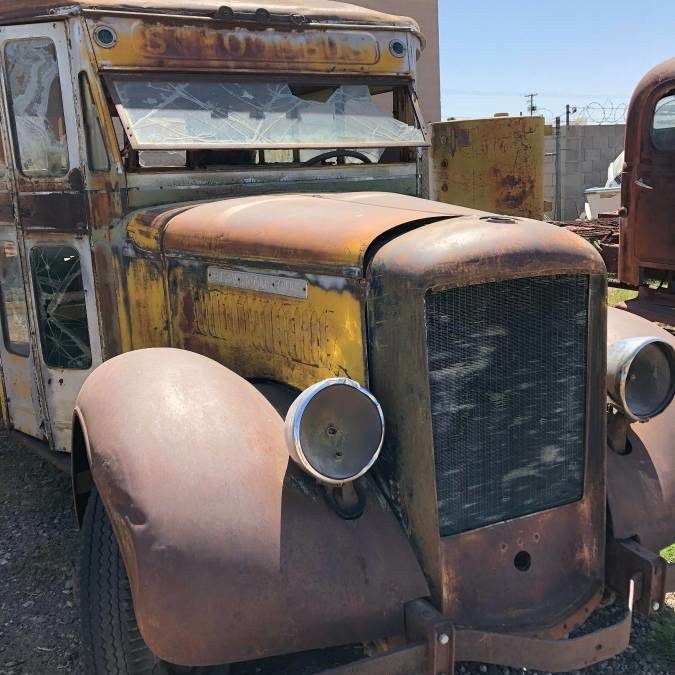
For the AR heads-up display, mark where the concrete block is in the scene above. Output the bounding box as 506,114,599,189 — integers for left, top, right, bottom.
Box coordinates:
583,134,598,150
565,177,584,194
609,134,623,149
565,174,583,187
565,137,582,152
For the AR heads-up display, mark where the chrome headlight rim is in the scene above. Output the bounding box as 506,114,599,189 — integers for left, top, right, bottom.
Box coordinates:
608,336,675,422
286,377,385,485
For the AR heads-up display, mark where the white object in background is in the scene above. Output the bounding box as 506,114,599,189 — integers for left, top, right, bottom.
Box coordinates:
606,151,625,188
584,186,621,219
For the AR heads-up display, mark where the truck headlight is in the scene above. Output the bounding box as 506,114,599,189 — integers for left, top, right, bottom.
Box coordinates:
607,337,675,422
284,378,384,485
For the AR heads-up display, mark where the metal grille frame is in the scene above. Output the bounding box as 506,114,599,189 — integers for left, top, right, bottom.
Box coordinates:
425,274,591,538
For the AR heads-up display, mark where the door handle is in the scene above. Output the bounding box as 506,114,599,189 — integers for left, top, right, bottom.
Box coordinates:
634,177,653,191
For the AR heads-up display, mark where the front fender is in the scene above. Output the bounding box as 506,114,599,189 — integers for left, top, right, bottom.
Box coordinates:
75,348,428,667
607,308,675,551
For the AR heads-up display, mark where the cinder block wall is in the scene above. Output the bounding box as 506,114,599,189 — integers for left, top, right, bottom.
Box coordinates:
544,124,625,220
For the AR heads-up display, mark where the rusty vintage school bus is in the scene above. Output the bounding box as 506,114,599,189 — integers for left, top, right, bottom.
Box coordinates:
0,2,674,674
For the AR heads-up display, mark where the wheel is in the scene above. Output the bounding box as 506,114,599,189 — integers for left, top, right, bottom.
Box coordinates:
80,489,167,675
80,491,231,674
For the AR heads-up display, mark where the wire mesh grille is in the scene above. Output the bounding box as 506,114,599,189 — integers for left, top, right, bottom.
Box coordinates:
425,275,589,537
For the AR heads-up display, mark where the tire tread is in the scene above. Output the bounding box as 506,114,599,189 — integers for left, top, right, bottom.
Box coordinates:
80,490,158,675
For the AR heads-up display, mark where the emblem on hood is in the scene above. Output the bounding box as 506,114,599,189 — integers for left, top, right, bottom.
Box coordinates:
207,267,308,299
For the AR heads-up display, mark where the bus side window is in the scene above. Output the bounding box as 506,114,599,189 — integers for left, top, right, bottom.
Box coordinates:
4,38,69,177
0,241,30,356
30,246,91,369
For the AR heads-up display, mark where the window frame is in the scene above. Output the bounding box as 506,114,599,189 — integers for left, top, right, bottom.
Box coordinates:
650,91,675,152
3,36,71,178
103,72,429,152
79,71,111,173
0,23,80,185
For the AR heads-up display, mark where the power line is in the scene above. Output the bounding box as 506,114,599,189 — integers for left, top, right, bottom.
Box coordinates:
442,89,631,99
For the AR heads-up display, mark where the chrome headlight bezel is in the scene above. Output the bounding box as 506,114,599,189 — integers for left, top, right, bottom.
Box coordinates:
284,378,385,485
607,336,675,422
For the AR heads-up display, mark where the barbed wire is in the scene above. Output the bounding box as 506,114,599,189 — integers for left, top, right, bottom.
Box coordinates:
562,100,628,125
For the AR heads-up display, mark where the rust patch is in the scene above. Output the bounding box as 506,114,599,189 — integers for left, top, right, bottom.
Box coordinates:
76,348,427,665
18,192,88,231
163,193,478,273
0,192,13,223
92,242,122,357
492,168,536,211
135,23,380,66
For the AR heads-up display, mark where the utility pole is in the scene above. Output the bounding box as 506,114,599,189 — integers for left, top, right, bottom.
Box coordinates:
554,116,562,221
525,93,538,116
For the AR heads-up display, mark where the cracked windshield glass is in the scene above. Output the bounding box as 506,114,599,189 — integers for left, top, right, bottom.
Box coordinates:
109,78,425,150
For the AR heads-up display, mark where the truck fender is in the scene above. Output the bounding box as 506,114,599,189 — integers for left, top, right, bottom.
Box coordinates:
72,348,428,667
606,308,675,552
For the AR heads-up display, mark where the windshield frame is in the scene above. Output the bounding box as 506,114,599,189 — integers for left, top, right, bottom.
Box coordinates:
103,73,429,152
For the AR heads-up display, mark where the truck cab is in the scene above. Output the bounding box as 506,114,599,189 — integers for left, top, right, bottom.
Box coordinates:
0,3,673,674
620,58,675,324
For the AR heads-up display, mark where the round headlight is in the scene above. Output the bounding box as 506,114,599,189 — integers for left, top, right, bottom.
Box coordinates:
607,337,675,422
284,378,384,485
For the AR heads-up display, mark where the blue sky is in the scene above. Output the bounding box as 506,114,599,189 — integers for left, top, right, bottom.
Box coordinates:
438,0,675,123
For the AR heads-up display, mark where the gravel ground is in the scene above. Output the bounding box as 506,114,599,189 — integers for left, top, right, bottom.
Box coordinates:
1,431,674,675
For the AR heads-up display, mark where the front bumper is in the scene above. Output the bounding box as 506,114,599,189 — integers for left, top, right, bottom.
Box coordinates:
317,536,675,675
607,538,675,613
317,578,638,675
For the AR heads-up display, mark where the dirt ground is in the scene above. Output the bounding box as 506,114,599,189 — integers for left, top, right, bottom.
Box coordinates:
1,431,674,675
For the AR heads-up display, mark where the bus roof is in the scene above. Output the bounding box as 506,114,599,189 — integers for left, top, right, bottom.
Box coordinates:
1,0,418,30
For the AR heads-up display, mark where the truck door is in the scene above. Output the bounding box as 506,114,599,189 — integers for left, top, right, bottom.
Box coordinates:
0,21,102,452
621,67,675,285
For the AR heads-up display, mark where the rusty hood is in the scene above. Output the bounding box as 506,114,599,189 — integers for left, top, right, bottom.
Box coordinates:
155,193,484,274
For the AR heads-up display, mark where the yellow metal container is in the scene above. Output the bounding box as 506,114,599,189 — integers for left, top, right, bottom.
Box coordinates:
429,116,545,219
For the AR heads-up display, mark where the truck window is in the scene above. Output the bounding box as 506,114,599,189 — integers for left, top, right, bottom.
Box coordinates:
652,93,675,151
79,73,110,172
29,246,91,369
4,38,69,177
0,240,29,356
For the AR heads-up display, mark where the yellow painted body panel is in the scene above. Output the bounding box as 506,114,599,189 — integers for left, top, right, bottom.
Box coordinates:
126,207,174,253
117,189,475,390
168,262,367,390
126,215,162,254
86,16,418,77
116,255,171,352
429,116,545,220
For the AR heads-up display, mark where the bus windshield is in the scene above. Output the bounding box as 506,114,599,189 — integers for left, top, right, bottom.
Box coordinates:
107,77,426,151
